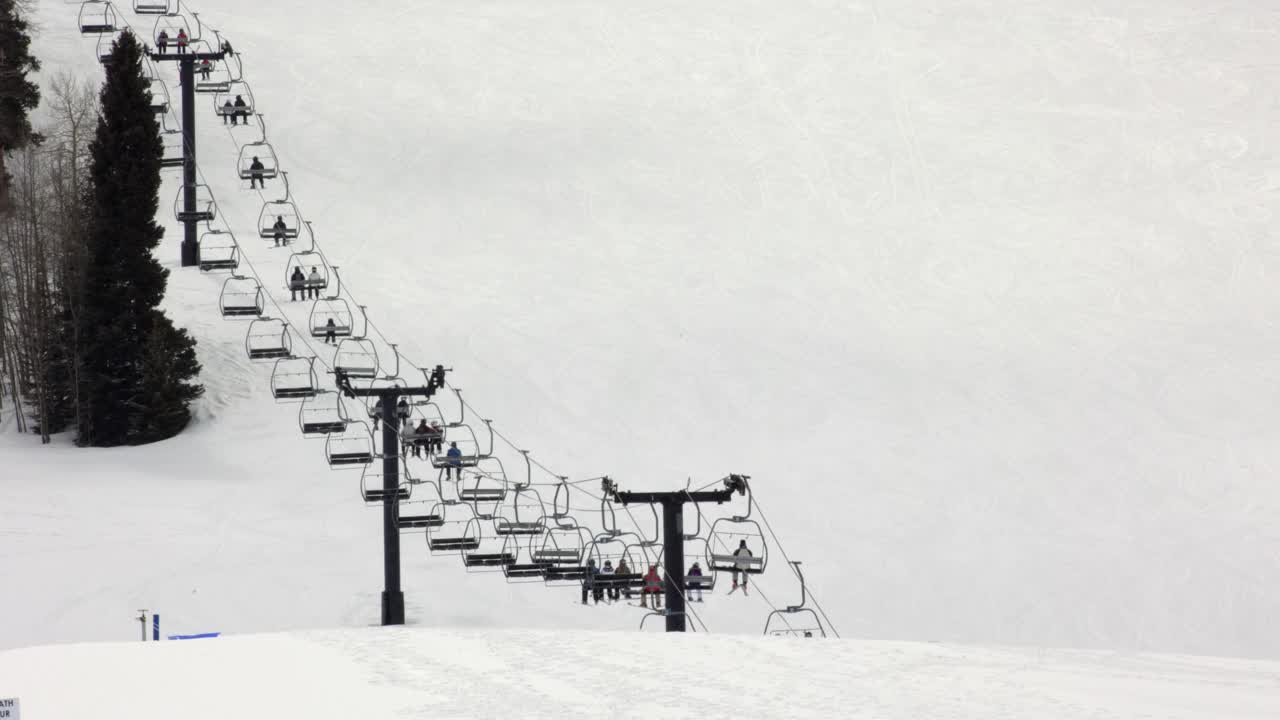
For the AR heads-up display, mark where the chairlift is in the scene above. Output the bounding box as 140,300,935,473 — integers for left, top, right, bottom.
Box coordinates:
360,463,412,504
395,481,444,530
213,82,255,123
623,540,663,577
245,317,291,360
151,5,200,45
763,561,827,638
285,252,331,298
238,135,278,187
96,30,124,64
501,534,553,581
431,422,482,470
326,420,374,467
458,457,508,505
270,356,319,401
299,391,348,437
160,116,184,168
79,1,118,34
258,172,301,242
534,521,590,581
132,0,173,15
683,536,717,593
173,183,214,222
706,515,767,576
426,503,480,553
308,298,355,339
494,484,546,536
586,532,646,594
218,275,263,318
148,78,170,114
193,50,239,93
333,338,379,378
197,230,238,272
461,517,516,569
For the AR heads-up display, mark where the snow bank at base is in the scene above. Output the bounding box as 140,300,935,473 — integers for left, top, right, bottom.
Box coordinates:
2,628,1279,720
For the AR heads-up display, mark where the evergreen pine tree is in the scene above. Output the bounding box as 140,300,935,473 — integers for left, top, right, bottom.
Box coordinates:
78,30,202,446
0,0,42,211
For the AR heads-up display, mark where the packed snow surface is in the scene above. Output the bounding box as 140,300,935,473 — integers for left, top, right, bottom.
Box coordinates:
3,0,1280,667
4,628,1280,720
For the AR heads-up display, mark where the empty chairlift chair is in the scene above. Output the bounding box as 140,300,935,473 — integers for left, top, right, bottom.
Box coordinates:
762,561,827,638
132,0,173,15
333,338,379,379
197,230,239,272
394,483,445,529
326,421,374,468
502,534,553,580
160,117,184,168
79,1,118,34
97,30,125,64
494,486,547,536
534,522,590,581
426,504,480,553
245,317,292,361
173,183,215,222
298,391,348,437
461,518,516,569
270,356,319,401
218,275,263,318
148,78,170,115
360,463,412,504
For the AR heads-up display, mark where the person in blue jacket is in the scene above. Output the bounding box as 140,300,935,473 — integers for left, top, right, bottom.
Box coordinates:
445,441,463,480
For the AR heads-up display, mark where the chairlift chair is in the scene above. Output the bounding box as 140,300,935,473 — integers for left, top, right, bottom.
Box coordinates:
285,252,330,297
426,503,480,553
148,78,170,114
706,516,768,575
360,463,411,504
213,81,255,121
173,183,215,222
458,457,508,504
763,561,827,638
431,421,484,470
245,317,291,360
333,338,379,379
96,30,124,64
197,230,239,272
270,356,319,401
132,0,172,15
394,481,444,530
160,117,184,168
683,536,717,593
494,485,547,536
298,391,348,437
218,275,263,318
192,50,238,93
461,518,516,569
325,421,373,467
258,175,301,241
501,534,553,581
309,298,355,339
79,1,118,34
587,533,646,593
535,521,590,582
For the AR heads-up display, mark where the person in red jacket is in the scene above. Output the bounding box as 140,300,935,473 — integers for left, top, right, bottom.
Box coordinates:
176,28,188,54
640,565,663,609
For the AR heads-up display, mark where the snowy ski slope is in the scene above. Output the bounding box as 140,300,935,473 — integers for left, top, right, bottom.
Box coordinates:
3,0,1280,662
4,627,1280,720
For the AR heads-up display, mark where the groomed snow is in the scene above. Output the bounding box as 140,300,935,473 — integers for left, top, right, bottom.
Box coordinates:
3,628,1280,720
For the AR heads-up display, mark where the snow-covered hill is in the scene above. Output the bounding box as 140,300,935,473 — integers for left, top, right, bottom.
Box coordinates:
3,0,1279,660
4,627,1280,720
